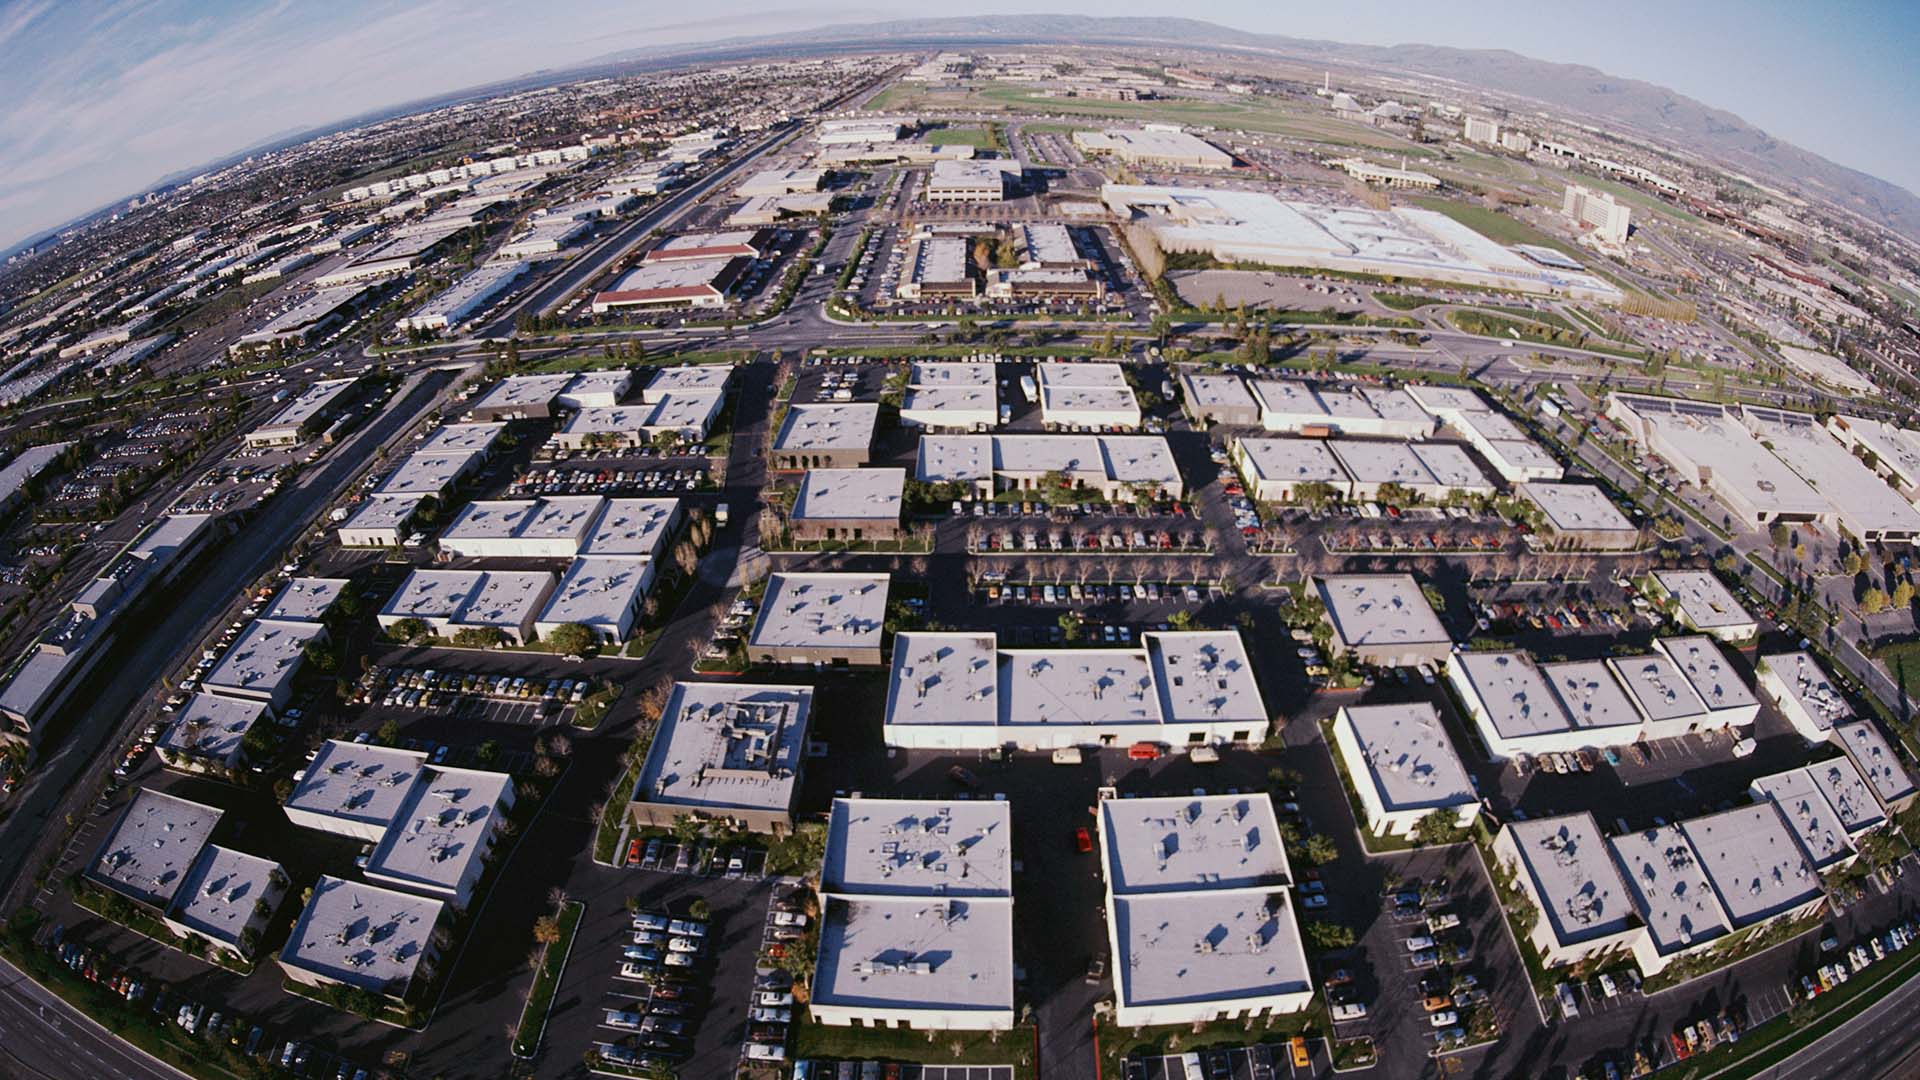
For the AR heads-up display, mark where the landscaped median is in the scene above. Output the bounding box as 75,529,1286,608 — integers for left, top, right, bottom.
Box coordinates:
791,1013,1039,1080
1097,1012,1324,1080
513,900,585,1058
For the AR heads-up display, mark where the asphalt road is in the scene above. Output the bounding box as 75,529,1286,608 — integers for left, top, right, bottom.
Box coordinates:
0,953,190,1080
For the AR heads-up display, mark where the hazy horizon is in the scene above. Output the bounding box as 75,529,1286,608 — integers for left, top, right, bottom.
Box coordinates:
2,0,1916,253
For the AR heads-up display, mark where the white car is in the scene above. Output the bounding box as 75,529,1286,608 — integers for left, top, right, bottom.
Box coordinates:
1428,1010,1459,1028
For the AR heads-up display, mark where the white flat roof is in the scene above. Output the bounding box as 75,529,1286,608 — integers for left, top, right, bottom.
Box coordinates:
158,693,270,763
381,569,555,629
823,798,1011,896
468,373,574,413
1652,570,1754,631
1147,631,1267,728
635,682,811,814
1339,703,1475,813
1327,440,1436,487
1616,396,1827,518
749,573,889,652
262,577,350,622
792,468,906,522
813,894,1014,1014
1315,574,1450,649
342,494,423,532
1608,825,1730,955
1543,660,1641,733
364,766,514,894
916,436,992,484
582,498,679,557
1504,813,1638,945
1749,768,1855,869
1000,647,1160,730
1744,406,1920,535
774,403,879,453
376,450,477,495
258,377,358,434
908,362,994,388
1101,794,1291,894
169,845,282,947
886,632,1001,731
285,741,426,830
1834,720,1917,805
1181,372,1259,413
538,557,652,630
1037,361,1129,389
440,496,602,548
1659,635,1758,713
1113,888,1310,1009
1408,442,1492,490
1609,652,1708,723
1761,652,1852,731
1452,651,1570,738
90,789,220,908
644,364,733,399
1805,756,1886,833
1680,803,1821,926
1520,482,1636,534
417,422,505,455
281,876,442,994
201,619,327,701
1236,438,1347,487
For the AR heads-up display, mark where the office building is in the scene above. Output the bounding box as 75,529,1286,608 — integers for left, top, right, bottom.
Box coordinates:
1313,574,1452,668
1562,184,1632,245
748,572,889,666
628,682,812,834
790,468,906,542
771,403,879,470
279,877,444,1003
1647,570,1759,642
1491,813,1641,968
916,434,1183,502
1332,703,1479,838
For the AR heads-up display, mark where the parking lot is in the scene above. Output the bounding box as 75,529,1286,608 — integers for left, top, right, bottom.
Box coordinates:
1129,1038,1328,1080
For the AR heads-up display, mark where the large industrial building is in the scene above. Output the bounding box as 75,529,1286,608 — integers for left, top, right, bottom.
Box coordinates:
590,257,747,312
396,261,530,332
1073,127,1233,169
884,629,1270,751
1606,395,1826,528
915,434,1183,502
1098,793,1313,1026
245,377,362,447
1104,184,1624,302
810,798,1015,1031
627,682,812,834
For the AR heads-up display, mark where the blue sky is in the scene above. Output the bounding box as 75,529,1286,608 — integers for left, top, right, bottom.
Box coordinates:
1,0,1915,252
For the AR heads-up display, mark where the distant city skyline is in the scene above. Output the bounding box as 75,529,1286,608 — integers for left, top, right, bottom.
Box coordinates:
1,0,1915,253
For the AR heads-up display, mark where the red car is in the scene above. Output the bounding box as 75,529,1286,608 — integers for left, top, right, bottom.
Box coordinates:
1127,742,1162,761
625,839,643,866
1074,827,1094,854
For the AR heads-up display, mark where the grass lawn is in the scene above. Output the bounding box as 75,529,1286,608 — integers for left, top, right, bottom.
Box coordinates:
1373,292,1447,311
514,901,585,1056
1099,1013,1322,1078
596,756,645,863
922,125,1003,151
1873,639,1920,700
792,1014,1038,1080
527,349,750,373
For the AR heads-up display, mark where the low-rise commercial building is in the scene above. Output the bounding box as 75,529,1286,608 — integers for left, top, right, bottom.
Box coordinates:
1251,380,1435,439
1406,385,1564,483
1073,128,1233,169
590,257,748,312
926,159,1016,203
438,496,605,558
1491,813,1642,968
374,450,483,498
1314,574,1452,668
534,557,656,644
627,682,812,834
397,261,530,333
748,572,889,666
338,494,425,547
1036,362,1140,429
884,629,1269,750
915,434,1183,501
811,798,1015,1031
791,468,906,542
1232,437,1350,503
1740,406,1920,543
1607,395,1824,527
465,370,633,421
772,403,878,470
898,235,975,301
200,619,329,712
1178,371,1260,427
156,693,271,774
901,362,997,431
555,392,725,449
1332,702,1479,838
644,230,772,264
279,876,444,1003
1519,482,1640,550
378,569,558,645
1758,651,1853,743
1833,720,1918,815
644,363,734,402
246,377,362,447
1647,570,1759,642
1099,792,1312,1026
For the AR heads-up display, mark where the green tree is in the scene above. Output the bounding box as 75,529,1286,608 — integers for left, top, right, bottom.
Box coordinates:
1862,587,1891,615
1412,810,1465,847
1304,834,1339,866
545,622,598,657
386,617,429,643
375,719,401,746
1303,920,1356,951
1895,581,1915,609
1057,613,1082,642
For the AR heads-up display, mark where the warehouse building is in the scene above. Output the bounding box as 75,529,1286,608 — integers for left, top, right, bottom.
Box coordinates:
901,362,997,431
644,364,734,402
1329,158,1442,190
1518,482,1640,550
374,449,482,498
1314,574,1452,668
1758,651,1853,744
498,216,590,258
1824,414,1920,500
1606,822,1731,976
1833,720,1917,815
555,392,725,449
926,159,1017,203
1647,570,1759,642
200,619,329,712
1407,385,1564,483
1073,127,1233,169
590,257,748,312
884,629,1269,751
338,494,425,547
772,403,879,470
438,496,606,558
1099,792,1312,1026
916,434,1183,502
811,798,1015,1031
1327,439,1489,502
1178,370,1261,427
643,230,772,264
1607,395,1825,527
1250,380,1435,439
1036,361,1141,429
245,377,362,447
465,370,632,421
1332,702,1479,838
628,682,813,834
738,168,827,198
396,261,530,332
156,693,271,774
728,193,834,226
1232,437,1350,503
898,235,975,301
790,468,906,542
279,877,444,1004
534,557,656,644
378,568,558,645
1491,813,1642,968
1740,405,1920,542
748,572,890,666
1749,764,1873,872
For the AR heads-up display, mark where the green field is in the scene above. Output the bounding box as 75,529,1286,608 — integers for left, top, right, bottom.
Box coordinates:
921,125,1003,150
1407,197,1653,302
870,81,1435,154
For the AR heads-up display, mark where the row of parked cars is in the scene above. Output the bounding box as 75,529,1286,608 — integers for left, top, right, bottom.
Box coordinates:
510,466,703,496
46,929,372,1078
953,498,1192,521
1806,919,1917,1000
605,910,714,1068
981,580,1207,605
743,887,812,1064
976,528,1203,553
1388,877,1491,1051
351,666,595,709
